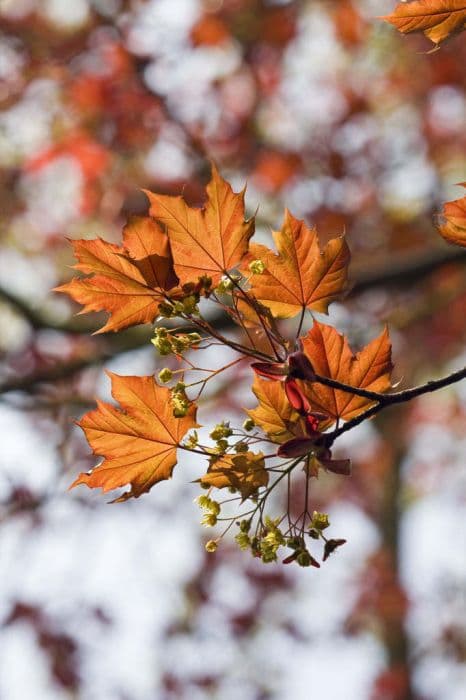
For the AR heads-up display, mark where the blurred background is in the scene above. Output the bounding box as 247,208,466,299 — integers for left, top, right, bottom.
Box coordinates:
0,1,465,698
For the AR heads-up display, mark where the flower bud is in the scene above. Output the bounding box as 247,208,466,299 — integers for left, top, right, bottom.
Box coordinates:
158,368,173,383
311,511,330,531
158,302,175,318
242,418,255,432
248,259,266,275
201,513,217,527
239,519,251,533
205,540,218,553
182,295,198,314
216,277,234,293
235,442,248,453
235,532,251,550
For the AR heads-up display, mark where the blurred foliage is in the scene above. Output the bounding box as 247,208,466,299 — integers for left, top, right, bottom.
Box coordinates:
0,1,465,699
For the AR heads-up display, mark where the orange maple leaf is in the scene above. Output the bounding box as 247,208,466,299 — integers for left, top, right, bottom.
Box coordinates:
55,216,180,333
382,0,466,46
247,376,300,443
71,373,199,501
437,184,466,247
242,210,349,318
200,451,268,499
298,322,393,424
145,164,254,286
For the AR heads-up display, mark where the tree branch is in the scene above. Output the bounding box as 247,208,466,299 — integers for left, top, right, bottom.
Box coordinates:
325,364,466,445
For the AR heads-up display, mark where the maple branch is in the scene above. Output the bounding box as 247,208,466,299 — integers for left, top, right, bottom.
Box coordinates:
186,314,274,362
325,364,466,446
312,374,382,401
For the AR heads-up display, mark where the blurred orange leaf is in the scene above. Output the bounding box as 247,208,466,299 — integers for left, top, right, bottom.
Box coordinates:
243,210,349,318
191,15,230,46
145,164,254,286
299,322,393,424
71,373,199,502
437,184,466,247
382,0,466,46
55,216,180,333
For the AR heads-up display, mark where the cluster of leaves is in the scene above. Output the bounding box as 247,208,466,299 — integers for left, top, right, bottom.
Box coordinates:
58,163,466,568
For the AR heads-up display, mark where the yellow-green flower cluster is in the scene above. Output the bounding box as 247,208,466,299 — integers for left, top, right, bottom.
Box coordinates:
242,418,255,432
171,382,190,417
209,421,233,454
209,421,233,441
158,367,173,383
158,295,199,319
197,494,221,527
259,516,286,562
216,277,234,294
152,327,202,356
184,430,199,449
248,259,266,275
234,519,251,550
237,517,286,563
308,511,330,539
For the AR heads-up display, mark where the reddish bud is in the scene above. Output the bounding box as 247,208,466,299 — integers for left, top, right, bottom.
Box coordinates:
284,378,311,414
305,414,320,435
323,538,347,561
282,551,299,565
251,361,288,379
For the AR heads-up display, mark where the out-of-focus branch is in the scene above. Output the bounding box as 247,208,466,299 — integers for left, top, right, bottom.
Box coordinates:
0,329,151,395
1,245,465,336
0,287,99,334
0,314,232,395
349,245,466,295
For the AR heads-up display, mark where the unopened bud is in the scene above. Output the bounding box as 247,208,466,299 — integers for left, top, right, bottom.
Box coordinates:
158,368,173,383
249,259,266,275
242,418,255,432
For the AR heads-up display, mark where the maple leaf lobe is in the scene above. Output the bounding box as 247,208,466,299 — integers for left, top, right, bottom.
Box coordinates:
71,372,199,502
298,321,393,424
145,164,254,285
242,209,349,318
437,185,466,247
55,216,180,333
382,0,466,46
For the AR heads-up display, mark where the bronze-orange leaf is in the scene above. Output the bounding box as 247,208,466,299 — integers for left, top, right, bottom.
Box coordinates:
299,321,393,424
247,377,300,444
145,164,254,286
382,0,466,46
242,209,349,318
71,372,199,502
55,216,180,333
437,184,466,247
